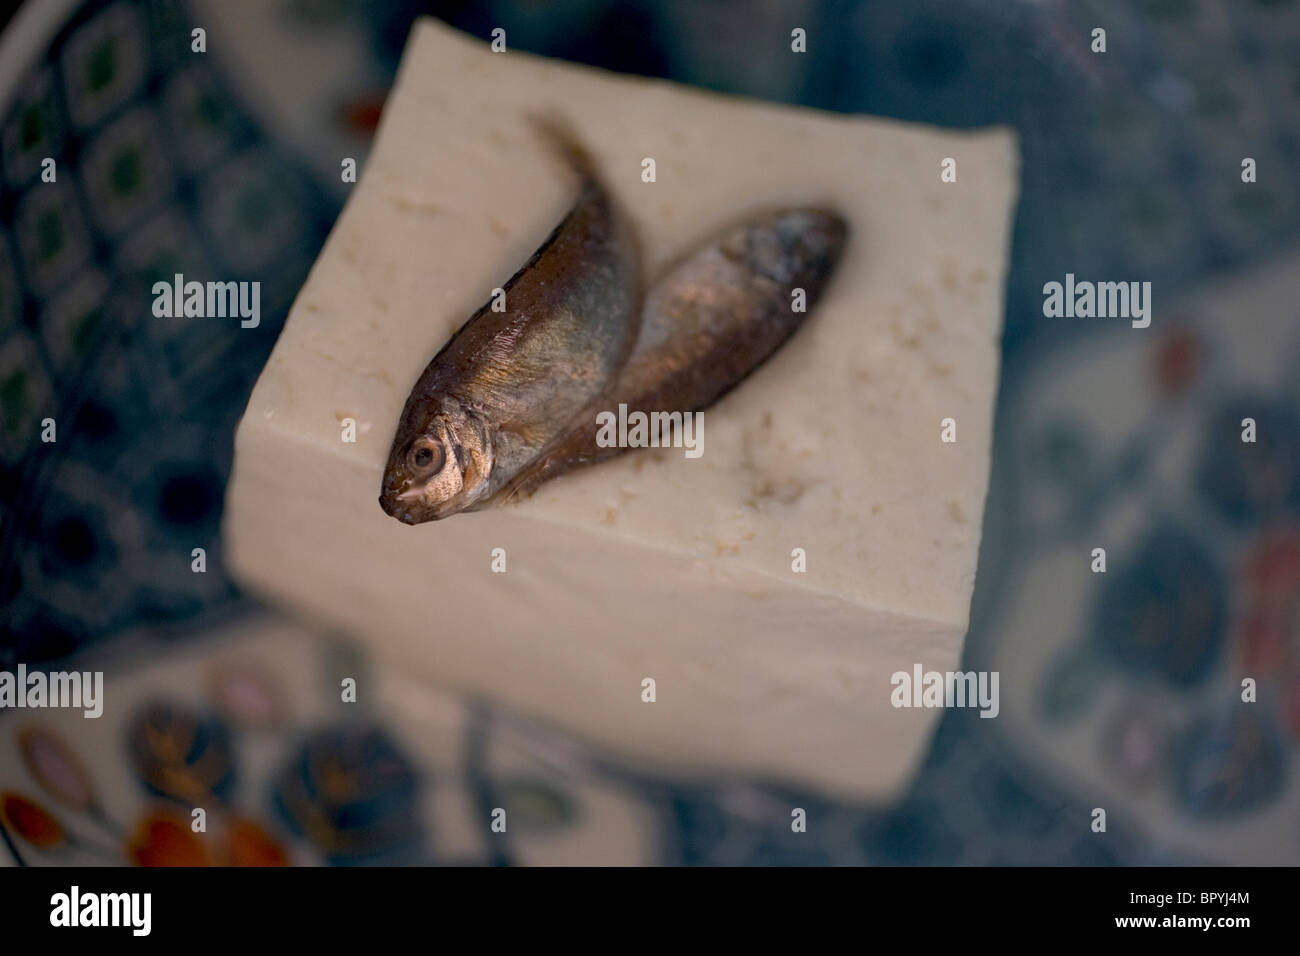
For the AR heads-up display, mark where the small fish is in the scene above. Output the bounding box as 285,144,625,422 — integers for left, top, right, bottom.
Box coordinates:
493,206,847,503
378,119,642,524
379,123,848,525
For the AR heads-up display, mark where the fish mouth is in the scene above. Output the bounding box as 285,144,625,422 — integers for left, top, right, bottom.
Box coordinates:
378,482,427,525
377,493,412,524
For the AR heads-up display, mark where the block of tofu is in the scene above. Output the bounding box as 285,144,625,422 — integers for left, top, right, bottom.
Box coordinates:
224,18,1019,799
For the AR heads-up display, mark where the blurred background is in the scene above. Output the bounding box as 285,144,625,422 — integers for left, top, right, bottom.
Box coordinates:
0,0,1298,865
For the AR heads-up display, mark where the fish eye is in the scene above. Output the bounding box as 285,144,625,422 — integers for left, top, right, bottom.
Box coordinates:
409,442,445,472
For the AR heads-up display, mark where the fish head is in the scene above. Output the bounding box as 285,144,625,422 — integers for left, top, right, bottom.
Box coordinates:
378,396,494,523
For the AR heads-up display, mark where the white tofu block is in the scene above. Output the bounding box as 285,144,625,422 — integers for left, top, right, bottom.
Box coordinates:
224,19,1019,799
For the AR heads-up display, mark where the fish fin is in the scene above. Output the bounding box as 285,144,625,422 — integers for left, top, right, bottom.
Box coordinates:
488,418,618,506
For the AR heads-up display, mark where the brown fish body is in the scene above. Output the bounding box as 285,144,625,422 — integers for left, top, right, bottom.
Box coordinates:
378,122,641,523
491,207,848,502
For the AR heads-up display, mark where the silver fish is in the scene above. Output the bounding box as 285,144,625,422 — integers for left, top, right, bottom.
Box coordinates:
379,122,847,524
491,206,848,503
378,119,641,524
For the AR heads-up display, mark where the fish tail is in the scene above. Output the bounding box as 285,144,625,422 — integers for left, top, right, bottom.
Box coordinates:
527,111,601,187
